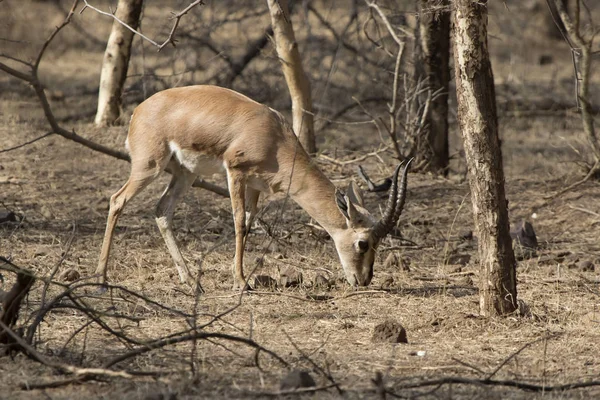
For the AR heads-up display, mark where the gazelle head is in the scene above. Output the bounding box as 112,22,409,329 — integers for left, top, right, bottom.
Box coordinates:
332,161,411,287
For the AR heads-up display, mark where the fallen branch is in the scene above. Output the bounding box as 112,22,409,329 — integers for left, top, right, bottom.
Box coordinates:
386,376,600,394
1,320,134,381
103,330,288,369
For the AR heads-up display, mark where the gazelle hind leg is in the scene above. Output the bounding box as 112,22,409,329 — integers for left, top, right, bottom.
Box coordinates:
155,168,196,286
244,187,260,239
226,168,249,290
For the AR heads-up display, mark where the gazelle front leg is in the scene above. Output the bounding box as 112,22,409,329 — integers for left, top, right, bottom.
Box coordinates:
226,167,249,290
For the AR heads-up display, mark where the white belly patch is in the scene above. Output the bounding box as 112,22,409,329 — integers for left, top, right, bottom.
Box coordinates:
169,141,224,176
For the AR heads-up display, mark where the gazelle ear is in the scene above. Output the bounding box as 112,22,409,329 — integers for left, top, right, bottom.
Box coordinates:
335,189,349,220
346,181,364,207
335,189,361,228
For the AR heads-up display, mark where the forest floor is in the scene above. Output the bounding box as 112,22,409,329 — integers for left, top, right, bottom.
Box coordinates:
1,1,600,399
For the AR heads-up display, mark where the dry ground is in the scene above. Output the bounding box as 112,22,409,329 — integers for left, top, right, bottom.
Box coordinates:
1,1,600,399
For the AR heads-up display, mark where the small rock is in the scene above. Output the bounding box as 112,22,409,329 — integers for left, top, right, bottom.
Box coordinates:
510,220,538,249
279,266,303,288
372,320,408,343
280,370,316,391
58,268,81,282
577,260,595,272
0,211,18,224
253,275,277,288
313,274,331,289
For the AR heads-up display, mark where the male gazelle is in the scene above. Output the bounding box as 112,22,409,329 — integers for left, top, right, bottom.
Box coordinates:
97,85,411,289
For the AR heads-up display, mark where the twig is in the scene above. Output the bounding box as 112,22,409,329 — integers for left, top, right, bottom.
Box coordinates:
81,0,204,51
337,290,387,299
0,132,53,154
486,333,561,380
388,375,600,393
450,357,486,375
0,320,133,380
34,0,80,71
283,330,343,394
544,160,600,199
40,223,76,309
318,147,389,167
568,204,600,218
103,330,288,369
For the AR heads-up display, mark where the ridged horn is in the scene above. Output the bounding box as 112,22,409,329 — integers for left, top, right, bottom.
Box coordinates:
392,157,413,226
371,162,403,242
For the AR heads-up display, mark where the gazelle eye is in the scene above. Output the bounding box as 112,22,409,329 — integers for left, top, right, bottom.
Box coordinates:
357,240,369,253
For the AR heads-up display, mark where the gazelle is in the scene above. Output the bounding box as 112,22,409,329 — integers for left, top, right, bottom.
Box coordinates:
96,85,411,290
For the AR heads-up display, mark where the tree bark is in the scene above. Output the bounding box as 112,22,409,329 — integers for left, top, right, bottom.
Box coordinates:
267,0,316,154
452,0,517,316
94,0,143,126
414,0,450,175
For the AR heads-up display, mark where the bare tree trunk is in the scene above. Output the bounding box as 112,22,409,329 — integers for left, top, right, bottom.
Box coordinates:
267,0,316,154
414,0,450,175
453,0,517,317
95,0,143,126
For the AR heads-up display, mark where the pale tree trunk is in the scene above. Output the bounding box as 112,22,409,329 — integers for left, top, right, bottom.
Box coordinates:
267,0,316,154
414,0,450,175
95,0,143,126
453,0,517,317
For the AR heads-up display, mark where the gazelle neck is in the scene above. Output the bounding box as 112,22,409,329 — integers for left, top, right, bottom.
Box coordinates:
286,156,347,235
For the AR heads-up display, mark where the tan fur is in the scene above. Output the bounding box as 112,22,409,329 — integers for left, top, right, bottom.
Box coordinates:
97,85,382,289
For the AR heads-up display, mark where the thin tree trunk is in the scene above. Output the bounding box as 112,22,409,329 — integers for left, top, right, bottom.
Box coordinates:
414,0,450,175
552,0,600,164
95,0,143,126
453,0,517,316
267,0,316,154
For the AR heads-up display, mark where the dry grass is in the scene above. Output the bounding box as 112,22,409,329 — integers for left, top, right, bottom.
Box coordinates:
2,1,600,399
